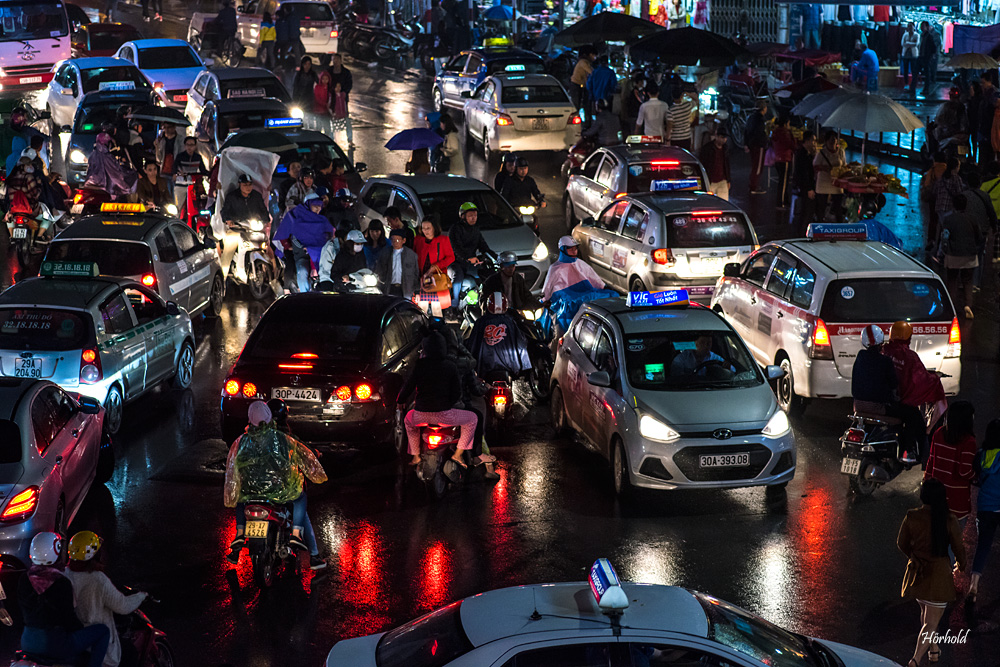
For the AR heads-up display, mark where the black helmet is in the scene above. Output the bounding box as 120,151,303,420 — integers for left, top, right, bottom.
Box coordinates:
266,398,289,427
515,157,529,168
502,153,518,165
300,167,315,179
237,173,253,184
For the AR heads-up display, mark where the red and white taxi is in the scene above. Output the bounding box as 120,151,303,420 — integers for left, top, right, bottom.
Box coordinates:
711,224,961,413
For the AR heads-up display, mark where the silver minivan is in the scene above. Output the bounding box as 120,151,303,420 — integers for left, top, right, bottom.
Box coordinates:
572,192,758,299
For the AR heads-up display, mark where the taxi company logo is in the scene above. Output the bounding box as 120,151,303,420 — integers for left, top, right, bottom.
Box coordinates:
290,376,300,386
712,429,732,440
19,352,33,359
18,43,39,61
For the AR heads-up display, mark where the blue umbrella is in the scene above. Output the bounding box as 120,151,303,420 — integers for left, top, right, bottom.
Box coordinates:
483,4,514,20
385,128,445,151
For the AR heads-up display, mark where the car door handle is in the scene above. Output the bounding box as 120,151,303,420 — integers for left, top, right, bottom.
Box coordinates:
776,311,783,319
750,295,757,305
54,456,62,466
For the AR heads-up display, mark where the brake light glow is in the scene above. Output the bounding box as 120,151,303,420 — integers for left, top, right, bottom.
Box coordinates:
278,363,313,370
336,385,352,401
80,347,102,384
428,434,443,447
567,113,582,125
244,505,269,519
1,486,39,522
291,352,318,359
493,394,508,406
73,193,83,204
651,160,679,166
691,210,724,216
496,114,513,126
242,382,258,398
141,274,156,287
846,429,865,443
813,319,830,346
355,384,372,400
225,379,240,396
652,248,675,266
946,317,961,358
331,29,339,38
82,349,96,363
809,318,834,360
614,192,628,198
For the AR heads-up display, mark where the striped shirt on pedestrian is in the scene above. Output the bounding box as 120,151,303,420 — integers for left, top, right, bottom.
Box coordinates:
668,99,694,142
925,428,978,520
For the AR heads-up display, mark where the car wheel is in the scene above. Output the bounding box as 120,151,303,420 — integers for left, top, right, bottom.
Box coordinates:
95,435,114,484
550,385,568,437
482,128,492,162
563,196,577,232
206,273,224,318
433,88,443,113
611,438,633,497
630,277,647,292
171,341,195,390
103,385,124,435
776,356,807,416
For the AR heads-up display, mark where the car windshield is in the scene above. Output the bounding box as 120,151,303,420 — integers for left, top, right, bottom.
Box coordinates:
376,601,474,667
627,162,705,193
0,308,92,352
695,592,820,667
274,138,352,174
500,84,570,105
137,46,201,69
666,213,754,248
623,330,762,390
485,60,545,75
222,77,289,102
284,2,334,21
418,190,521,231
47,240,154,277
0,1,69,40
88,28,140,52
246,315,373,360
80,66,150,93
820,278,954,323
74,104,125,133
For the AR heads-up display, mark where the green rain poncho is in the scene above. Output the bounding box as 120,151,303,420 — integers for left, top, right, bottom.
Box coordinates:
223,422,327,507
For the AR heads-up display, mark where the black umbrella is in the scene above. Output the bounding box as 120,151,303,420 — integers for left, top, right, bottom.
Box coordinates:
554,13,664,48
125,105,191,127
222,130,298,153
629,27,750,68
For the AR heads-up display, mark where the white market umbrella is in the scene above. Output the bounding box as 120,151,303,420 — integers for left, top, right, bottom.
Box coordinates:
806,91,924,164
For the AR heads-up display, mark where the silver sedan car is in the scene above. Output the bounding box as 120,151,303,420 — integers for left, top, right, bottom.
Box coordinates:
549,291,796,496
0,379,111,567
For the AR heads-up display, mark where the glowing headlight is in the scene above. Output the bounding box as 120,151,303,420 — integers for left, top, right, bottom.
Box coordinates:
363,273,378,287
520,308,544,321
519,205,536,215
466,290,479,305
248,219,264,232
165,203,178,216
531,241,548,262
762,410,791,438
638,414,680,443
69,149,87,164
290,107,304,119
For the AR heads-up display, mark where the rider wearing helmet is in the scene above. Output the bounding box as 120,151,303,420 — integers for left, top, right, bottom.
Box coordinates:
883,320,949,443
541,235,605,302
448,201,494,311
494,153,518,193
468,292,532,379
500,157,546,210
481,251,541,312
64,531,147,667
285,166,319,213
18,532,111,667
327,228,368,286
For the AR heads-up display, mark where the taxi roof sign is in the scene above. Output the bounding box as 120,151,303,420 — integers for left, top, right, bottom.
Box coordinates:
625,135,663,144
588,558,629,614
504,63,526,71
626,289,690,308
100,202,145,214
806,223,868,241
40,261,100,278
265,117,303,129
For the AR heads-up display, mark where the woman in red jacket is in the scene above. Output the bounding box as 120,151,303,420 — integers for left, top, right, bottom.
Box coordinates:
413,216,455,315
925,400,977,524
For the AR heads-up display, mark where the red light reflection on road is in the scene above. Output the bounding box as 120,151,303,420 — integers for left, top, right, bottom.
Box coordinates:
788,480,837,623
416,541,453,609
339,520,383,606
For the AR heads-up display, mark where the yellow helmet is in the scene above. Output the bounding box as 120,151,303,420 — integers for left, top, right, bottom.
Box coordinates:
889,320,913,342
68,530,102,562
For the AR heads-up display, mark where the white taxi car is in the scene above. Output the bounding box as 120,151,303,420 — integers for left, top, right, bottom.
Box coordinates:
711,224,962,414
462,73,581,161
46,57,152,131
326,558,899,667
0,261,196,434
550,290,794,496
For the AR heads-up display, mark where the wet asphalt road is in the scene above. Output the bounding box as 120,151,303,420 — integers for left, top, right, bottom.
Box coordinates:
2,4,1000,666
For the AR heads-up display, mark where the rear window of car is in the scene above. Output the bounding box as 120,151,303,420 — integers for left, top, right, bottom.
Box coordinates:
376,601,473,667
80,66,150,93
222,77,290,102
820,278,954,323
485,60,545,75
47,241,154,277
0,419,20,464
245,316,374,360
666,213,753,248
0,309,92,351
627,162,705,193
137,46,201,69
500,85,570,105
284,2,334,21
89,28,140,52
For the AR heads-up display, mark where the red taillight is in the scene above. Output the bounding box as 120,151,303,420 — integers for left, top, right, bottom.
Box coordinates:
224,379,240,396
278,363,313,370
244,505,269,519
154,81,163,90
427,434,443,447
82,349,96,363
80,348,102,384
242,382,258,398
331,29,339,38
496,114,513,126
14,216,25,226
809,318,834,360
73,193,83,204
291,352,318,359
691,210,724,217
846,429,865,443
355,383,372,400
141,273,156,287
949,317,961,344
651,160,679,166
336,385,352,401
567,113,582,125
493,394,508,406
1,486,39,522
614,192,628,198
652,248,675,266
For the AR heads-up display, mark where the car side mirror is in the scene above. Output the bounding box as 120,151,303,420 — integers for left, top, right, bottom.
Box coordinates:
460,91,472,98
569,167,583,176
581,216,596,226
78,395,101,415
355,161,367,172
765,365,786,381
587,370,611,388
166,301,180,316
723,262,740,277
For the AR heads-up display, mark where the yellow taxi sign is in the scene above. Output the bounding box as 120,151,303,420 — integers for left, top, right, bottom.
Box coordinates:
100,220,146,226
40,261,100,278
100,202,145,214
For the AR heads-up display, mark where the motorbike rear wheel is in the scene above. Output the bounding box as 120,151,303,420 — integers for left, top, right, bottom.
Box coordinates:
848,459,880,496
251,546,277,587
246,258,271,301
527,357,553,402
152,637,176,667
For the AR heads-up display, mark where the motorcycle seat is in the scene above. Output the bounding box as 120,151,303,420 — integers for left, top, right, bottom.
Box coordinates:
854,411,903,426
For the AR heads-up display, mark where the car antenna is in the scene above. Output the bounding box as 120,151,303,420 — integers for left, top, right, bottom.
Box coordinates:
529,588,541,621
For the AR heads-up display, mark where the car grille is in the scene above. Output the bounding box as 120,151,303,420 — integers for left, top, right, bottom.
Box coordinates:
673,443,772,482
2,64,53,77
514,263,540,287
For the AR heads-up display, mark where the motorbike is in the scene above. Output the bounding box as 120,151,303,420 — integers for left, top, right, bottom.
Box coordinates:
6,205,63,273
412,422,467,499
227,218,283,301
482,369,514,444
241,501,294,587
561,137,596,180
11,588,172,667
839,401,939,496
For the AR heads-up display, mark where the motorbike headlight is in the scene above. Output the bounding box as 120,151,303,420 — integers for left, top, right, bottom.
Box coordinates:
248,219,264,232
531,241,548,262
165,203,178,216
638,414,680,443
519,205,536,215
290,107,304,119
69,149,87,165
762,410,791,438
363,273,378,287
520,309,535,321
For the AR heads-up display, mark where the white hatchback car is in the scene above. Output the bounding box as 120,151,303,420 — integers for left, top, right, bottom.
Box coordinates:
463,73,581,161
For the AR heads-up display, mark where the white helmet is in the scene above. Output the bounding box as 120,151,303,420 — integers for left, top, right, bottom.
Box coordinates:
29,531,63,566
860,324,884,349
